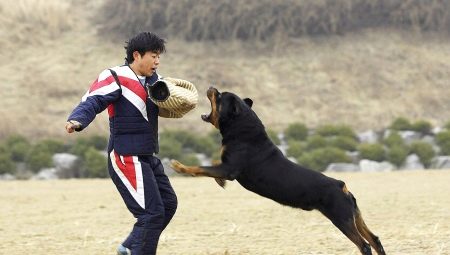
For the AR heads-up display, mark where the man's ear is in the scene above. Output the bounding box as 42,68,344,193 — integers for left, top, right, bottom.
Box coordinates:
243,98,253,108
132,51,141,61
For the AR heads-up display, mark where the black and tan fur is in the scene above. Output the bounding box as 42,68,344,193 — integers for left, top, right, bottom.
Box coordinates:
171,87,386,255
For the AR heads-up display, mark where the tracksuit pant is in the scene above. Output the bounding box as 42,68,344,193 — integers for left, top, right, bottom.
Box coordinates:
108,150,177,255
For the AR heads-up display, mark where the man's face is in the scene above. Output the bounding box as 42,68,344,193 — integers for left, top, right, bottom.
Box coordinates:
133,51,160,76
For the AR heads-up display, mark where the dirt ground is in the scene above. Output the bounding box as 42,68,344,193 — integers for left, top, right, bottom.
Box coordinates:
0,170,449,255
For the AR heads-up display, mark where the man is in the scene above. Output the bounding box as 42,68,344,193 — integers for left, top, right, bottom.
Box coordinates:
65,32,177,255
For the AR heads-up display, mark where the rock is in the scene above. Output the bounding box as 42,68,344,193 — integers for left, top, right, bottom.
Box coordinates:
421,135,440,153
432,127,442,135
52,153,81,178
357,130,379,144
0,173,16,180
400,154,424,170
196,153,211,166
326,163,360,172
398,131,422,145
14,162,33,179
287,157,297,163
346,151,360,164
431,156,450,170
277,132,288,155
161,157,176,176
359,159,395,172
32,168,58,180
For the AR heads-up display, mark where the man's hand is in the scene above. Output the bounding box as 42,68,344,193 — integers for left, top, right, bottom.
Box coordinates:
65,120,81,133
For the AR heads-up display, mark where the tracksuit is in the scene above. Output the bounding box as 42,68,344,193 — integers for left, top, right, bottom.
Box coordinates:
67,65,177,254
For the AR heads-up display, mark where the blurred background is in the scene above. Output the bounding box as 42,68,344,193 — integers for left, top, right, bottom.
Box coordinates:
1,0,450,178
1,1,450,254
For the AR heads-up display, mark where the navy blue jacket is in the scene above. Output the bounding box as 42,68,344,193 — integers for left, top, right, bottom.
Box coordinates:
68,65,160,155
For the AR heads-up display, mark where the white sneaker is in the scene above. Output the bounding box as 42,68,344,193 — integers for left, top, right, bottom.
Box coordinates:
117,244,131,255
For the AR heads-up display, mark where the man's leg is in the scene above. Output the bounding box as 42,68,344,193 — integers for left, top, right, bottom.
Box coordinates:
108,151,166,255
150,156,178,230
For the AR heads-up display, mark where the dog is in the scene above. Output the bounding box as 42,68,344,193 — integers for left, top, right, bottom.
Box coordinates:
170,87,386,255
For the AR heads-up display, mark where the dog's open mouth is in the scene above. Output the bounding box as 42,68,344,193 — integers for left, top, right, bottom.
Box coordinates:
201,87,219,123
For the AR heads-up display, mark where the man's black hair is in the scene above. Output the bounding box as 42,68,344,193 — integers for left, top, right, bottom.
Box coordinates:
124,32,166,64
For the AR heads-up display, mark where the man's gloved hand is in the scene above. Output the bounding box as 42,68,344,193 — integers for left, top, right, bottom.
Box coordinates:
147,80,170,102
65,120,82,133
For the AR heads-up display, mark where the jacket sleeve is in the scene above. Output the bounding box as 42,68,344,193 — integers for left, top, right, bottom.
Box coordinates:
67,69,122,131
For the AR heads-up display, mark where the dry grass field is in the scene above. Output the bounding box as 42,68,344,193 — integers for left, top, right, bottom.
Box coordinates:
0,170,449,255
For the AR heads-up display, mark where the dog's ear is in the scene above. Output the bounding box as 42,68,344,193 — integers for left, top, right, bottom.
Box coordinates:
243,98,253,108
232,98,241,116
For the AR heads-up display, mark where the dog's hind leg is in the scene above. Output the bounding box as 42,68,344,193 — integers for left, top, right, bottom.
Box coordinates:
344,190,386,255
331,218,372,255
170,160,239,180
319,189,372,255
354,206,386,255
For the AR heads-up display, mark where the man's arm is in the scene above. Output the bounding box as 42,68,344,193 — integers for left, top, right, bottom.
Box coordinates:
66,69,121,133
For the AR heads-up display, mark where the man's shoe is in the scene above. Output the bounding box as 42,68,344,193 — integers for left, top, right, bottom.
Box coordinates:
117,244,131,255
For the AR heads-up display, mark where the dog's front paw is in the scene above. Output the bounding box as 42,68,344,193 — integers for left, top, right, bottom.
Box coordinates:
170,159,186,173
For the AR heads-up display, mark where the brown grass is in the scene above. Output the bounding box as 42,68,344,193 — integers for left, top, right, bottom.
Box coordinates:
0,0,449,140
98,0,450,41
0,170,449,254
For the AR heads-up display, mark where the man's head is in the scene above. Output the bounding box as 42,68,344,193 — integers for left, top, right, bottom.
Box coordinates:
125,32,166,76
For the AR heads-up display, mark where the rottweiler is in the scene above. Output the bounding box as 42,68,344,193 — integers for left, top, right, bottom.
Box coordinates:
170,87,386,255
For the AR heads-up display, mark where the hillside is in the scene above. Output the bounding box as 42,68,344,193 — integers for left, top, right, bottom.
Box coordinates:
0,0,449,140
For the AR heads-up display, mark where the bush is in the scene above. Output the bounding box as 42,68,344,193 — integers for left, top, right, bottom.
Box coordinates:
444,121,450,130
190,136,217,157
25,145,53,173
409,141,435,167
5,135,29,145
315,124,357,139
358,143,385,162
286,140,305,159
84,147,108,178
411,120,432,135
179,153,200,166
0,153,15,175
285,122,308,141
383,131,405,148
9,142,30,162
329,136,358,151
389,117,412,131
3,135,30,162
35,139,66,154
435,131,450,146
68,136,108,158
89,135,108,150
161,130,217,156
69,138,92,159
387,145,409,167
0,144,11,157
158,137,183,159
297,147,351,172
266,129,280,145
305,135,327,151
208,130,222,144
435,131,450,155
